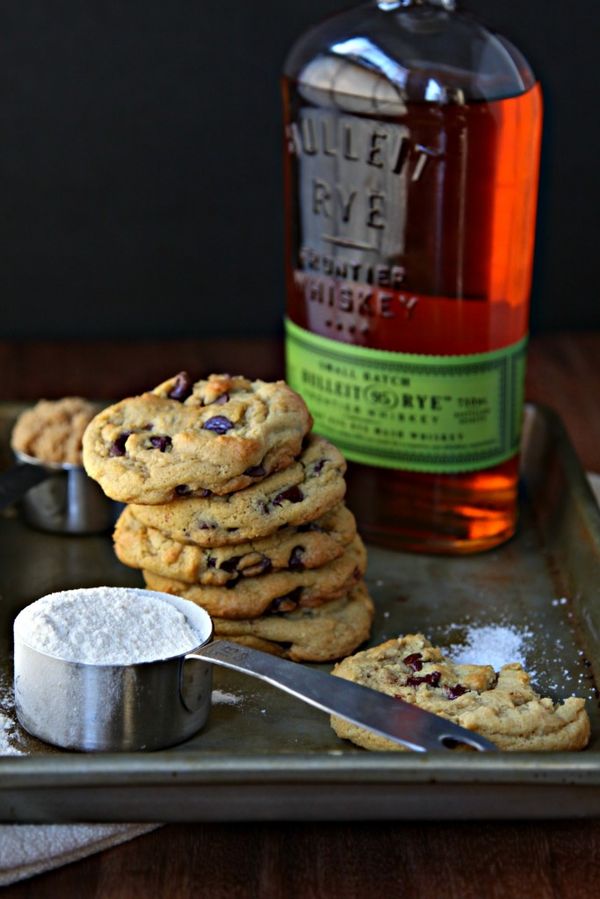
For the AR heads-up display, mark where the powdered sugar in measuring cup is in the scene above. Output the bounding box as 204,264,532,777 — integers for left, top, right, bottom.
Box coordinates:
14,587,204,665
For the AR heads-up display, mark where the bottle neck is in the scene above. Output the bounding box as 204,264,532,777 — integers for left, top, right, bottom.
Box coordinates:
377,0,457,10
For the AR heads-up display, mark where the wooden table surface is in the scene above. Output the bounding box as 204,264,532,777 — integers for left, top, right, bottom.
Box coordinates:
1,332,600,898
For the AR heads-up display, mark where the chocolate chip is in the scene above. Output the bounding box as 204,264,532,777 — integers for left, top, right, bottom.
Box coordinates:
225,576,241,589
203,416,233,435
257,557,273,575
244,464,266,478
402,652,423,672
445,684,469,700
269,588,302,614
297,522,323,533
273,486,304,506
149,435,172,452
109,432,132,457
206,557,216,569
168,371,193,402
406,671,441,688
288,546,305,571
175,484,191,496
219,555,242,573
198,521,217,530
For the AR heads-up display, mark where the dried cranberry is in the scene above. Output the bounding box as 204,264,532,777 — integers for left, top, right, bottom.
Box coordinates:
175,484,191,496
312,459,326,474
402,652,423,672
213,392,229,405
149,435,172,452
406,671,441,688
219,555,242,573
197,488,212,498
288,546,305,571
109,432,132,457
203,416,233,435
168,371,193,402
245,464,266,478
206,557,216,569
445,684,469,700
273,486,304,506
198,521,216,530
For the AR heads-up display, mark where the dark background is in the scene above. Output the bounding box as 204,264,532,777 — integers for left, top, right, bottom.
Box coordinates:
0,1,596,340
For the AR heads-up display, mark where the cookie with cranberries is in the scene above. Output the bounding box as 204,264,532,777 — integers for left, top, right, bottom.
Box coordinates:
213,582,374,663
82,373,312,503
330,634,590,752
128,433,347,545
114,502,356,586
142,534,367,620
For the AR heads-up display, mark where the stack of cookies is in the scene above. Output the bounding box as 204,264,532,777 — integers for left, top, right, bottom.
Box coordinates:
83,372,374,661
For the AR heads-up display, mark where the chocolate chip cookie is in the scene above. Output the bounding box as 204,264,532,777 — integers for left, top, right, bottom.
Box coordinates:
128,434,347,546
82,373,313,504
12,397,100,465
330,634,591,752
142,534,367,619
213,583,375,662
114,503,357,586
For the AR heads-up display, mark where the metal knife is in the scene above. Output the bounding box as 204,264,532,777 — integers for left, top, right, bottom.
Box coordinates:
194,640,497,753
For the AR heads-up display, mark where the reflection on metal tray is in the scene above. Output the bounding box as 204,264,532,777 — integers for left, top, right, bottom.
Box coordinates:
0,403,599,822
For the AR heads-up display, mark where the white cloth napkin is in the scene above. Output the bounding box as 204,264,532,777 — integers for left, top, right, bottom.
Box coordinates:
0,823,159,886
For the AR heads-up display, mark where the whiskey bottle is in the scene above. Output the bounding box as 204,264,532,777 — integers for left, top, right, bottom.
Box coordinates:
283,0,542,553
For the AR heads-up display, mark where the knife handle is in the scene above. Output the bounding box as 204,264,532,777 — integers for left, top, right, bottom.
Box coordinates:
189,640,497,753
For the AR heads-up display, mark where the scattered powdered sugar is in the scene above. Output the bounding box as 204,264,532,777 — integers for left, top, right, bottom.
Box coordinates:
445,623,534,675
0,671,26,756
438,602,598,701
13,588,203,665
211,690,242,706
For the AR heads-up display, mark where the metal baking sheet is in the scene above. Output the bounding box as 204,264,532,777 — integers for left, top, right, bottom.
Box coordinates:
0,402,599,822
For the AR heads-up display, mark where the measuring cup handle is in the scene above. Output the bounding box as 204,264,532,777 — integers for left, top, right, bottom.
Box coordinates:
187,640,496,753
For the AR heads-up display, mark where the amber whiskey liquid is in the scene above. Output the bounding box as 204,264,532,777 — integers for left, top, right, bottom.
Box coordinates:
283,74,542,553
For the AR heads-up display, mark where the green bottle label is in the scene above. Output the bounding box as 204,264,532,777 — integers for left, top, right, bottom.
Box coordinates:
285,319,527,473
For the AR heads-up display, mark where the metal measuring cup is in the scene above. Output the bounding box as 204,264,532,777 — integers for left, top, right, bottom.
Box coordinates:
13,589,496,754
0,449,115,534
